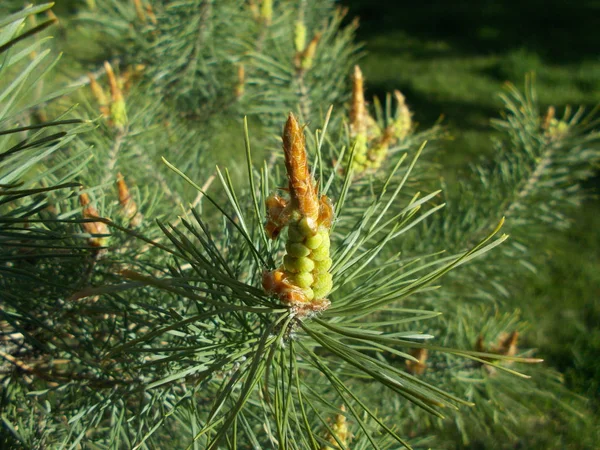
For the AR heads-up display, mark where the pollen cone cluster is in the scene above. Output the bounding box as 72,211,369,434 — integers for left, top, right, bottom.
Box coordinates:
262,114,333,311
88,62,129,130
322,405,352,449
346,66,413,174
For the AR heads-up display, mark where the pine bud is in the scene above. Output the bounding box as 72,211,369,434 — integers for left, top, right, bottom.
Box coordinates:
260,0,273,26
116,173,143,228
264,194,289,239
235,64,245,99
493,331,519,358
104,61,128,129
248,0,260,19
542,105,569,140
323,405,352,449
120,64,146,95
350,66,367,138
294,20,307,53
79,193,109,247
133,0,146,23
46,10,60,27
392,90,412,141
145,4,158,25
405,348,428,375
262,114,334,312
300,32,321,71
88,73,110,118
541,105,555,131
347,65,370,172
366,126,394,171
283,113,319,225
475,331,520,376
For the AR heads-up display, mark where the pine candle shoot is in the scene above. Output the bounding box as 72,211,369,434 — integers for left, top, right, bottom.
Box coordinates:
262,113,334,313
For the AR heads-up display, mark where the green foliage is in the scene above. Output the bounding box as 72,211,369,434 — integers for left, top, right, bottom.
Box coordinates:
1,2,599,449
76,0,360,124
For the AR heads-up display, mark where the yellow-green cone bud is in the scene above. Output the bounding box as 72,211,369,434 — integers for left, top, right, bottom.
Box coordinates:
305,233,323,249
110,99,128,128
286,242,311,257
313,272,333,299
311,242,330,262
261,0,273,26
314,258,332,273
293,272,314,289
284,255,315,273
302,287,315,301
262,114,334,309
350,133,368,172
294,21,307,52
298,216,317,237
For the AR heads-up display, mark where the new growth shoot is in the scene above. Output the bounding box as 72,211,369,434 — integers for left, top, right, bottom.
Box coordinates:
262,113,334,314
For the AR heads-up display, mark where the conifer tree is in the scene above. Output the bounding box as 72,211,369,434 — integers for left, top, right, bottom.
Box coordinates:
1,2,598,449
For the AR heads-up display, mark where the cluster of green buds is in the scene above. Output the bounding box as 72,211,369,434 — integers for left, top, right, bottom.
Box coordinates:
346,66,413,174
541,105,569,141
293,17,322,72
262,114,334,313
88,61,129,130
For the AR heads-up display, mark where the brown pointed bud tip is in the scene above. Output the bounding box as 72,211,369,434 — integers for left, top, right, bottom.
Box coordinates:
354,64,362,78
283,113,301,149
88,73,108,107
116,173,141,224
79,192,91,208
299,32,321,70
282,113,319,222
542,105,555,130
311,31,322,45
79,192,109,245
134,0,146,23
104,61,123,102
116,172,131,206
47,10,59,24
406,347,428,374
499,331,519,356
235,64,246,97
145,5,158,25
394,89,406,105
351,66,367,136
